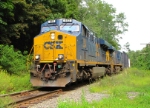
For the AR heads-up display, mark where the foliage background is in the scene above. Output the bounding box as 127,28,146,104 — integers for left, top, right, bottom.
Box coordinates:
0,0,129,74
128,45,150,70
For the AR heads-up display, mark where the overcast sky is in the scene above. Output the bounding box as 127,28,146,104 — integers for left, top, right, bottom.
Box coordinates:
104,0,150,51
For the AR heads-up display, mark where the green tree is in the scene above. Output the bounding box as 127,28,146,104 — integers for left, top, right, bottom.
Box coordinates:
0,0,51,51
0,0,81,51
124,42,130,52
0,45,27,74
128,45,150,70
26,0,81,19
78,0,128,49
0,0,14,43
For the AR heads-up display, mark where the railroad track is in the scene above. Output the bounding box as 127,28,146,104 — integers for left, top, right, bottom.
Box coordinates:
0,89,62,108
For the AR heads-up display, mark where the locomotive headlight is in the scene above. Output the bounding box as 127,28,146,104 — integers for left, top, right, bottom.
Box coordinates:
50,33,55,40
58,54,64,60
35,55,40,60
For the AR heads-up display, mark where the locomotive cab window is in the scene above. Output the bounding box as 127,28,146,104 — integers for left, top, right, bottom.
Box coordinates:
89,32,94,42
86,31,90,38
41,26,58,33
60,24,80,33
82,25,90,38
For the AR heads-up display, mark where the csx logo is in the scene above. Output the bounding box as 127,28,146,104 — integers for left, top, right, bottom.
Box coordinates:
44,41,63,49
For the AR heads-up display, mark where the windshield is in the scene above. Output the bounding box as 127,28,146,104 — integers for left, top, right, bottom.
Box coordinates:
41,26,58,33
60,24,80,32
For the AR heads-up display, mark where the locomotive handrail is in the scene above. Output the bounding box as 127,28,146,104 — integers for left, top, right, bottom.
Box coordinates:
26,45,34,70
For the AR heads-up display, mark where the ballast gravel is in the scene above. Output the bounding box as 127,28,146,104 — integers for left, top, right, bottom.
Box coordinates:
28,85,109,108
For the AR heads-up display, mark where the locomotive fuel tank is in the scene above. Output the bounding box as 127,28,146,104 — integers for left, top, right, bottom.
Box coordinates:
91,67,105,78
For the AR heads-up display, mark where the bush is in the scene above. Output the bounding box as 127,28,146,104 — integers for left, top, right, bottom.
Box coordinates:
0,45,27,74
0,70,32,94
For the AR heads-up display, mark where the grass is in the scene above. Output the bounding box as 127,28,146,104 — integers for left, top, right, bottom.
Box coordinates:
0,69,33,95
57,68,150,108
0,96,13,108
0,69,33,108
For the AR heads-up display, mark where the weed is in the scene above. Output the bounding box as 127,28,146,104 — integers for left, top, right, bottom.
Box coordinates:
58,68,150,108
0,70,32,94
0,97,13,108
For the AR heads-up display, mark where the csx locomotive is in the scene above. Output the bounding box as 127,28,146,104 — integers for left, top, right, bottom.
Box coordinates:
30,18,129,87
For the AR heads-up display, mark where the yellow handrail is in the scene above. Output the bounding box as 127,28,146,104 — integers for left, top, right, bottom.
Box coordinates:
26,45,34,70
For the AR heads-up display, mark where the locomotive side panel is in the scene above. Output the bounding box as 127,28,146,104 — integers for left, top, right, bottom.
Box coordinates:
76,25,98,66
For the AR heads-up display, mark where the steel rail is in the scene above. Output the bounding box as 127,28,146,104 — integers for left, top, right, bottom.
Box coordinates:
0,89,39,97
0,89,62,108
11,89,62,108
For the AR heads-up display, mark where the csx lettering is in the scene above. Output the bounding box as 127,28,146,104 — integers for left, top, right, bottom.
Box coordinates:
44,41,63,49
